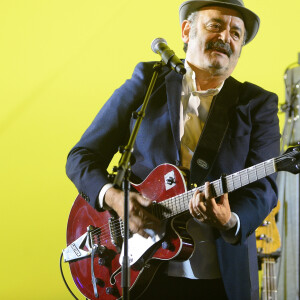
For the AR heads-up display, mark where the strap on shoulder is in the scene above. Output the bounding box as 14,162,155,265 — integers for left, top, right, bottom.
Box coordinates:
190,77,242,185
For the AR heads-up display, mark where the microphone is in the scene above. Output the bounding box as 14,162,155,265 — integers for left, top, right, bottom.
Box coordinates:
151,38,186,75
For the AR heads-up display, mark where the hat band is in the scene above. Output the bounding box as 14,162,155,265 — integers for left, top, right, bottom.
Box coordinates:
205,0,245,8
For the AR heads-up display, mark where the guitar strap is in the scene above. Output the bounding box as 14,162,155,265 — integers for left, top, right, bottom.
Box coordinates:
190,76,242,185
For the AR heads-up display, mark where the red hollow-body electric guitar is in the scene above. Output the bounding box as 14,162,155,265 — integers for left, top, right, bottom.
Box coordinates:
63,146,300,300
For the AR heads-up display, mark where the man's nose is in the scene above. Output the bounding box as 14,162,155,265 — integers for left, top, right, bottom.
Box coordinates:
218,29,231,44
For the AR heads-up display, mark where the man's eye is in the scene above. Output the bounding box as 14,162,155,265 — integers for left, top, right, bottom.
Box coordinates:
207,23,221,31
231,31,240,40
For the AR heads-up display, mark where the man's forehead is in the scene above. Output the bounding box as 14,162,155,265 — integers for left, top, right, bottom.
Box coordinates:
198,6,245,25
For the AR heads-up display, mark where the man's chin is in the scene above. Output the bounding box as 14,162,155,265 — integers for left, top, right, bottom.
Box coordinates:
207,61,229,75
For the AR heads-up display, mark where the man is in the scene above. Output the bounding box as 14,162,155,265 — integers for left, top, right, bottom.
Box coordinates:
66,0,280,299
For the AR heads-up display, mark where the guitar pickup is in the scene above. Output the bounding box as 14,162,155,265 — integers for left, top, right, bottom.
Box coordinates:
108,217,123,248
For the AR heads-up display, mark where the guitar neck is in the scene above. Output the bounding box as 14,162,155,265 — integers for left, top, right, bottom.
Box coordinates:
154,158,276,220
262,258,277,300
215,158,276,196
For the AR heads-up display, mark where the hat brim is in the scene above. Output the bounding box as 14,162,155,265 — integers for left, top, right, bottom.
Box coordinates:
179,0,260,44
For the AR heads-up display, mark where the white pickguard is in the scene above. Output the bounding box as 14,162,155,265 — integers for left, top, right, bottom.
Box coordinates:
119,222,166,266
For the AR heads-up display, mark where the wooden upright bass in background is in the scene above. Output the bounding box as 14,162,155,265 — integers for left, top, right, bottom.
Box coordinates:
256,201,281,300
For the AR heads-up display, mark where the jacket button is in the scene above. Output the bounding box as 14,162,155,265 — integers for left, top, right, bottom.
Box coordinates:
80,192,90,202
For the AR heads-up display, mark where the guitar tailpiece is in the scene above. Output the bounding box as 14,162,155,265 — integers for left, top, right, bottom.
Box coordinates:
91,244,99,298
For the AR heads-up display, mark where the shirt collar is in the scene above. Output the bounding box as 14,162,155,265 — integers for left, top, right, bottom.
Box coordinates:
183,61,224,97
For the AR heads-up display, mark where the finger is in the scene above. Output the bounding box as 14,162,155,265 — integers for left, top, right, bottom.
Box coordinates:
204,182,212,200
210,194,229,212
134,193,153,207
189,189,199,215
129,215,150,238
189,195,193,214
191,202,207,220
193,192,204,216
143,213,161,231
197,212,209,223
133,205,160,231
218,193,229,205
189,197,201,218
198,193,208,212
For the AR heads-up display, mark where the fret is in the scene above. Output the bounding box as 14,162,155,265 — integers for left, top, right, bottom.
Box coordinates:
240,169,250,186
227,174,234,192
266,159,276,176
248,166,257,182
232,172,242,189
212,180,221,197
220,180,223,196
261,161,267,178
257,163,266,180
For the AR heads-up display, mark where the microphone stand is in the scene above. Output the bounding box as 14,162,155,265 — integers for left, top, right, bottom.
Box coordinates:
112,61,164,300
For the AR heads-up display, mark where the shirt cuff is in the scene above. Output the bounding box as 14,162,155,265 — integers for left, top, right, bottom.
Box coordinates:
98,183,113,209
220,212,240,244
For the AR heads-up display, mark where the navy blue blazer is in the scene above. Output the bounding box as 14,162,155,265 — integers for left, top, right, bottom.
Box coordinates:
66,61,280,300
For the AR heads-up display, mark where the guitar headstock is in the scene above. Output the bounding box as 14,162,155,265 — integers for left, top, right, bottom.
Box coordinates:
276,145,300,174
256,201,281,255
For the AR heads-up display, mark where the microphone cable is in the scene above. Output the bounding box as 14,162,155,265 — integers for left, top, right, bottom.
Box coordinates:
59,252,87,300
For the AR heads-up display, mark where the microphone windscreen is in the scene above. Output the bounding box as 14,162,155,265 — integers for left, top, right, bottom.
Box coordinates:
151,38,167,54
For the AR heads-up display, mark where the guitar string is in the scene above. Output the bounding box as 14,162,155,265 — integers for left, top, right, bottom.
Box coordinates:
268,215,272,298
267,215,270,299
270,204,279,298
90,187,195,238
262,222,268,299
262,207,277,299
268,214,276,298
90,151,297,242
90,190,195,241
266,215,271,299
90,190,196,242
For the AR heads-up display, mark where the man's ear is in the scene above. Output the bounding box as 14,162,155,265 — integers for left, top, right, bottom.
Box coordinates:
181,20,191,44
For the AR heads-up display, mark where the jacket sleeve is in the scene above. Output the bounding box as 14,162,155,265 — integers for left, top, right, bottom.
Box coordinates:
229,83,281,244
65,62,154,209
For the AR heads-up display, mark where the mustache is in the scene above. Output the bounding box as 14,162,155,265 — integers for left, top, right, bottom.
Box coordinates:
206,41,233,57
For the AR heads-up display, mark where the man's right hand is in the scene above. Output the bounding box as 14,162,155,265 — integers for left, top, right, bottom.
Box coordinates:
104,187,160,238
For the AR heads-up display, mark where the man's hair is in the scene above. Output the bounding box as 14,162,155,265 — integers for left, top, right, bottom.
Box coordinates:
183,10,248,53
183,11,199,53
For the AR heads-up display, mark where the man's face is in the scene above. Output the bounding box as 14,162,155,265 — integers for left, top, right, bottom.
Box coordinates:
182,6,246,77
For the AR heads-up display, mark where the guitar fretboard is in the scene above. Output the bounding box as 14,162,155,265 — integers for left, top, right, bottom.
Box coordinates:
151,158,276,220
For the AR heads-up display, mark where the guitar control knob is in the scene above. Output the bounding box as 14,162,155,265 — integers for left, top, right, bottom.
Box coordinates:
96,278,105,288
106,286,118,296
98,257,107,266
98,245,107,255
162,241,174,251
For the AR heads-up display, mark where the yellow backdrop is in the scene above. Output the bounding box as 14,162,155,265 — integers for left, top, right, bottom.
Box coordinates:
0,0,299,299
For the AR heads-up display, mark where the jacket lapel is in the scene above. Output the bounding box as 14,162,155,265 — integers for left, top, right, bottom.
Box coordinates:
165,70,183,159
